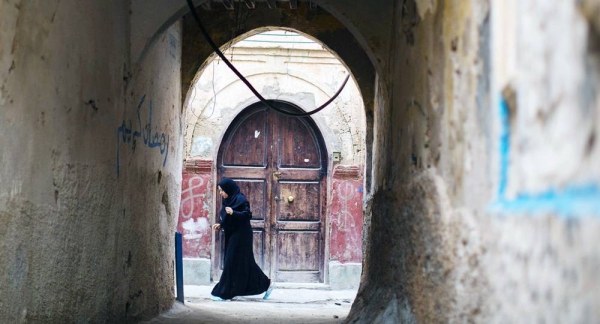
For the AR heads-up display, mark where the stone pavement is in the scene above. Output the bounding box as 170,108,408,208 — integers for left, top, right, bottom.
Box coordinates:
144,284,358,324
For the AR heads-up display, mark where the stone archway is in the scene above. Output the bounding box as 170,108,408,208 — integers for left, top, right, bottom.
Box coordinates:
179,4,378,192
179,29,367,289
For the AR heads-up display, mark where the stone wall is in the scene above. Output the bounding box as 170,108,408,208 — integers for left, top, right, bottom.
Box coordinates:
349,0,600,322
0,1,182,322
485,0,600,321
2,0,599,322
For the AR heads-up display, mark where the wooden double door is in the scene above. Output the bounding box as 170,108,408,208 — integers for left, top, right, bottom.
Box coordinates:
213,102,328,283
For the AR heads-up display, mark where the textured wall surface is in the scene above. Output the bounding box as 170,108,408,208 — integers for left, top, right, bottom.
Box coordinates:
2,0,599,322
484,0,600,321
184,32,366,166
349,0,600,322
178,161,213,259
0,1,182,322
330,166,364,263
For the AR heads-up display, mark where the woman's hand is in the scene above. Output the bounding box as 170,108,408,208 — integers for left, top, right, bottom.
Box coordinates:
225,207,233,215
212,224,221,231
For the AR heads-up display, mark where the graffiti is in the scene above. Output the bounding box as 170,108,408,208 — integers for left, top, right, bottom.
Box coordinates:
116,95,169,175
330,179,363,263
336,182,357,230
178,173,212,258
181,217,209,240
491,97,600,217
180,176,210,219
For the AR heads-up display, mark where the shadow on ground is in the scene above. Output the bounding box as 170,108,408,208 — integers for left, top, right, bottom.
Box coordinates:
143,285,357,324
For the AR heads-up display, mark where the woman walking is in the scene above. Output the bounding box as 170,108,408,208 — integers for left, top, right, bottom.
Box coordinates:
211,178,274,301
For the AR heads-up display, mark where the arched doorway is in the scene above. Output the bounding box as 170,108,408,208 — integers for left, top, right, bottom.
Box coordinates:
213,101,328,283
178,29,366,289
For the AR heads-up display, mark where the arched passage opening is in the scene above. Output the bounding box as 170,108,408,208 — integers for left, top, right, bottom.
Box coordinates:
179,3,379,191
179,27,368,293
3,0,600,323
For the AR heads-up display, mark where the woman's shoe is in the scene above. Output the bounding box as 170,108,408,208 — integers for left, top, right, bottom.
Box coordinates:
211,295,226,301
263,281,274,300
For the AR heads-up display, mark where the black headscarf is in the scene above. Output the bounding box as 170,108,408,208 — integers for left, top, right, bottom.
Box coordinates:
217,178,249,224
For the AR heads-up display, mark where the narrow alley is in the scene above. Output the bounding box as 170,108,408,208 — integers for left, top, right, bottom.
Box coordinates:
1,0,599,323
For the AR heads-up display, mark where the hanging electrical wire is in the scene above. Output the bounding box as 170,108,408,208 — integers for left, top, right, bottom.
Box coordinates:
185,0,350,117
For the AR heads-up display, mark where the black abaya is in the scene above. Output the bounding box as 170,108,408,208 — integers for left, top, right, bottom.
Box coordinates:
211,178,270,300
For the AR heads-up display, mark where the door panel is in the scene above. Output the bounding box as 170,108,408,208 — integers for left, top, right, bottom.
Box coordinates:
215,102,327,283
217,228,267,271
278,115,321,168
274,112,325,283
274,180,323,282
278,181,321,221
236,180,267,221
276,231,321,282
222,110,268,167
253,230,265,269
276,232,320,270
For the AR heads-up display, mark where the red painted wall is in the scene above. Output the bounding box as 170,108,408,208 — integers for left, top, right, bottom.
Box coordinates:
329,165,364,263
177,161,364,264
177,160,213,258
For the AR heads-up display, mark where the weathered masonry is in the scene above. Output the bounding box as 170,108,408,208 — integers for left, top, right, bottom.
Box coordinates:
1,0,599,323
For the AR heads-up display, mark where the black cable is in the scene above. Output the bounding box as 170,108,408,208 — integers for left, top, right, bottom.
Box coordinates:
185,0,350,117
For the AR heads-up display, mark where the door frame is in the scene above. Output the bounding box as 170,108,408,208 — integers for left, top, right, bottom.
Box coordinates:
210,100,332,283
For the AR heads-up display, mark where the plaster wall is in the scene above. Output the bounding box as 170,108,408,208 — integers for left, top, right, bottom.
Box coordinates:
484,0,600,321
178,165,213,259
0,1,182,322
349,0,600,322
130,0,392,79
2,0,599,322
184,31,365,165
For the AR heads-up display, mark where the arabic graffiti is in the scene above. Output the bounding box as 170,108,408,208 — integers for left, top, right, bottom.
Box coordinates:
117,95,169,175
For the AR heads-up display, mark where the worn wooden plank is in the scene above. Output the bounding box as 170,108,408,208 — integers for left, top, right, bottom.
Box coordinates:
219,168,268,179
276,271,320,282
274,222,320,231
270,169,322,181
278,115,320,168
277,182,321,221
250,220,266,229
253,230,265,269
235,179,267,220
276,231,319,270
222,110,268,167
